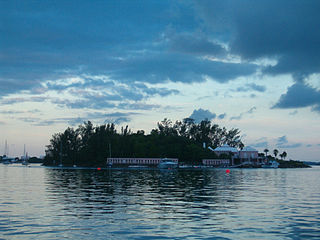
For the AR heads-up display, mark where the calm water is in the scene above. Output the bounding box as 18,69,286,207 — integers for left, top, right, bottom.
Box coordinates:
1,165,320,239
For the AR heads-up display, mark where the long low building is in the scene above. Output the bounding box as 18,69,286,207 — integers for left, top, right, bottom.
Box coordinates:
202,159,230,166
107,158,179,166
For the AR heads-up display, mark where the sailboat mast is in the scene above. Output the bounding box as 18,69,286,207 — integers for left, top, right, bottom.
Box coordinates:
4,140,8,156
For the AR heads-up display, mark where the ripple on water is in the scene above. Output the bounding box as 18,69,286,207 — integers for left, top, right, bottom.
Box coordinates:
1,166,320,239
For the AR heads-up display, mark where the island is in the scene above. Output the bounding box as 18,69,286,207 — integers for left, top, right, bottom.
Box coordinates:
42,118,310,168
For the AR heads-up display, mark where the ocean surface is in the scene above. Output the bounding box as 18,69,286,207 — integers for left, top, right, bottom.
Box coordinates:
1,164,320,240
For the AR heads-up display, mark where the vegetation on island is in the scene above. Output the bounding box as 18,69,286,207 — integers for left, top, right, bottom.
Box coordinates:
43,118,244,167
263,148,310,168
277,159,311,168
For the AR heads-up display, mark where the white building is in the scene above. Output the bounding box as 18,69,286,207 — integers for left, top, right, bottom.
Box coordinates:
239,146,258,160
210,144,260,165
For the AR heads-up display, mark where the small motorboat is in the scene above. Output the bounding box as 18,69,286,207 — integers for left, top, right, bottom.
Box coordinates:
158,158,178,169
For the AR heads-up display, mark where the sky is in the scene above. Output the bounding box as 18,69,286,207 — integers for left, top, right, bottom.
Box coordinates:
1,0,320,161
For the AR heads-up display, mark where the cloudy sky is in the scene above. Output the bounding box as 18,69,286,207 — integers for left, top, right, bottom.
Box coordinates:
1,0,320,161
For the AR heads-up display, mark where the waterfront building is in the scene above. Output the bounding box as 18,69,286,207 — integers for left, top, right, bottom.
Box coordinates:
239,146,259,163
202,159,230,167
213,144,239,157
106,158,178,166
212,144,239,165
239,146,258,159
210,144,261,166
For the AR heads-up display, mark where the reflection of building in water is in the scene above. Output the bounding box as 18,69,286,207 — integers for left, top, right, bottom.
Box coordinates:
107,158,178,166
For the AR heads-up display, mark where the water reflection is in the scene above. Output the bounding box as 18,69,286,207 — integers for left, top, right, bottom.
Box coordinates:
44,169,246,222
1,165,320,239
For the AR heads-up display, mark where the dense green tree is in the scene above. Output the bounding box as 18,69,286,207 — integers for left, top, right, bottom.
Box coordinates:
44,118,244,166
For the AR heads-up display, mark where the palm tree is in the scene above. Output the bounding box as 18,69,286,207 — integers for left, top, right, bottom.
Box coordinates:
279,153,283,160
282,151,287,160
264,148,269,158
273,149,279,159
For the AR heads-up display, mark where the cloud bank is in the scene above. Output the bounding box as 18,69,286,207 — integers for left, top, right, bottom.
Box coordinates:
188,108,226,123
1,0,320,115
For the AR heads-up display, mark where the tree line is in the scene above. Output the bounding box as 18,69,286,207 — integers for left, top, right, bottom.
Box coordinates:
263,148,287,160
43,118,244,167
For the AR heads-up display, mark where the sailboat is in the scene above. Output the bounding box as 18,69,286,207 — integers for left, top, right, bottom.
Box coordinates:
2,140,12,164
21,144,29,166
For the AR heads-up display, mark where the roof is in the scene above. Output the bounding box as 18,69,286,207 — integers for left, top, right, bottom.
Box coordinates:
214,144,238,153
241,146,258,152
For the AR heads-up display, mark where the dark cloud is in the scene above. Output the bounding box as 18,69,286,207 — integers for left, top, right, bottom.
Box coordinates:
0,78,41,97
196,0,320,113
272,82,320,112
117,103,161,111
277,136,288,145
167,31,227,57
32,120,56,126
48,80,179,110
230,107,256,120
236,83,266,93
0,110,24,114
31,117,84,126
248,83,266,92
2,0,320,116
57,99,116,110
0,0,257,100
1,97,47,105
45,78,115,92
227,1,320,77
276,135,302,149
86,111,139,125
109,53,256,84
0,109,43,115
289,110,298,116
249,137,269,148
312,105,320,112
17,117,41,124
250,141,268,148
218,113,226,120
105,117,130,125
15,112,136,126
189,108,217,123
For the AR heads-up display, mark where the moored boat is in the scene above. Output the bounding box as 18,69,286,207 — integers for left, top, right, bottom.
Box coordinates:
262,160,279,168
158,158,178,169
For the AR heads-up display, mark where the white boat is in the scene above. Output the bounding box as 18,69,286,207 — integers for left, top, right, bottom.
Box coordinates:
158,158,178,169
262,160,279,168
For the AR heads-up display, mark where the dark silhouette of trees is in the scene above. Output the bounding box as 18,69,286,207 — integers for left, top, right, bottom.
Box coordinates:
264,149,269,157
279,151,287,160
44,118,244,166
